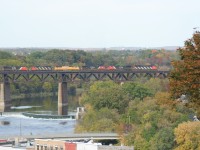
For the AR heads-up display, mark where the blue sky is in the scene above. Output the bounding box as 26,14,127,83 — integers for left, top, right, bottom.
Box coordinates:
0,0,199,48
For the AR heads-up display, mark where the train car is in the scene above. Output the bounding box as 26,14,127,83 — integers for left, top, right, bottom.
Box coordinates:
30,66,38,70
54,66,80,71
98,66,116,70
1,66,12,70
98,66,106,70
82,65,96,70
66,66,80,70
33,66,53,70
118,66,124,69
151,66,157,70
82,66,89,70
90,66,96,70
134,65,149,69
134,65,158,70
0,66,18,71
19,66,28,71
107,66,116,70
122,65,158,70
123,65,132,70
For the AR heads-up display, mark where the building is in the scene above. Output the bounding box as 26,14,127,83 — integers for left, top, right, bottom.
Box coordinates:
34,139,134,150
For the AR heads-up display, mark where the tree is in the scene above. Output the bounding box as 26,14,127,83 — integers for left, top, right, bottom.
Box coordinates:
122,82,153,100
121,95,191,149
170,31,200,116
0,51,13,59
174,121,200,150
75,107,120,132
42,82,53,92
80,81,129,114
149,127,174,150
144,78,169,94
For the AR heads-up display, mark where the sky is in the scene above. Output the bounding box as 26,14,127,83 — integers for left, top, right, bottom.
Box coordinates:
0,0,200,48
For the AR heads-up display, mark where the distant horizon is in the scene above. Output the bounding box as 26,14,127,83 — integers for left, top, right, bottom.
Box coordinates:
0,45,180,49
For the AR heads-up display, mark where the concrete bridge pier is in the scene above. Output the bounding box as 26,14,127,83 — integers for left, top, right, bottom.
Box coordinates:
0,81,11,112
58,82,68,115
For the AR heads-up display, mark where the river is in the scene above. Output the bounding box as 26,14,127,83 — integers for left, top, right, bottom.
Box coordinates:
0,96,78,139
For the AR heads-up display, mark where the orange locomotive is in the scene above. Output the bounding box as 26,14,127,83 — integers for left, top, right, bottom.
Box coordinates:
54,66,80,71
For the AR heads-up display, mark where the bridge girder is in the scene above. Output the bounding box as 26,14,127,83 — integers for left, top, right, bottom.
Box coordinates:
0,70,170,83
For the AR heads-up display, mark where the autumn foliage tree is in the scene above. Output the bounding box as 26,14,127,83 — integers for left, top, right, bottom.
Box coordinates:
170,31,200,116
174,121,200,150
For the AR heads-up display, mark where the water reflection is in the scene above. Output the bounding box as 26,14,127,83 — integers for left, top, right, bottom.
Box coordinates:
11,96,58,113
11,95,79,114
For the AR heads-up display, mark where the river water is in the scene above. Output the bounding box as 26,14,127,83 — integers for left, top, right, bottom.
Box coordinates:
0,96,77,139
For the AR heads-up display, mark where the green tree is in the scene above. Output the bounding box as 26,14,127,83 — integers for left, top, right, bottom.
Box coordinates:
122,82,153,100
144,78,169,94
149,127,174,150
0,59,23,66
42,82,53,92
75,107,119,132
28,51,45,59
80,81,129,114
0,51,13,59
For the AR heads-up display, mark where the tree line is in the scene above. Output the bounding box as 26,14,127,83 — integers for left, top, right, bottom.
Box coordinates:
0,48,178,68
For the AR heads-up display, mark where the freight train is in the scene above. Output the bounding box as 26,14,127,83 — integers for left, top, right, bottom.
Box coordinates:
0,65,158,71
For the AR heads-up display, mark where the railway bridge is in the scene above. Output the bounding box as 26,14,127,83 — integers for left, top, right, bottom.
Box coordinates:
0,70,169,115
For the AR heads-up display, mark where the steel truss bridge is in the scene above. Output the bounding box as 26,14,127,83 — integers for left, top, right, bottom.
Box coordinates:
0,70,170,115
0,70,170,82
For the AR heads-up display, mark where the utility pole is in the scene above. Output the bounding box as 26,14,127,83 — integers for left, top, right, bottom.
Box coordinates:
20,118,22,137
